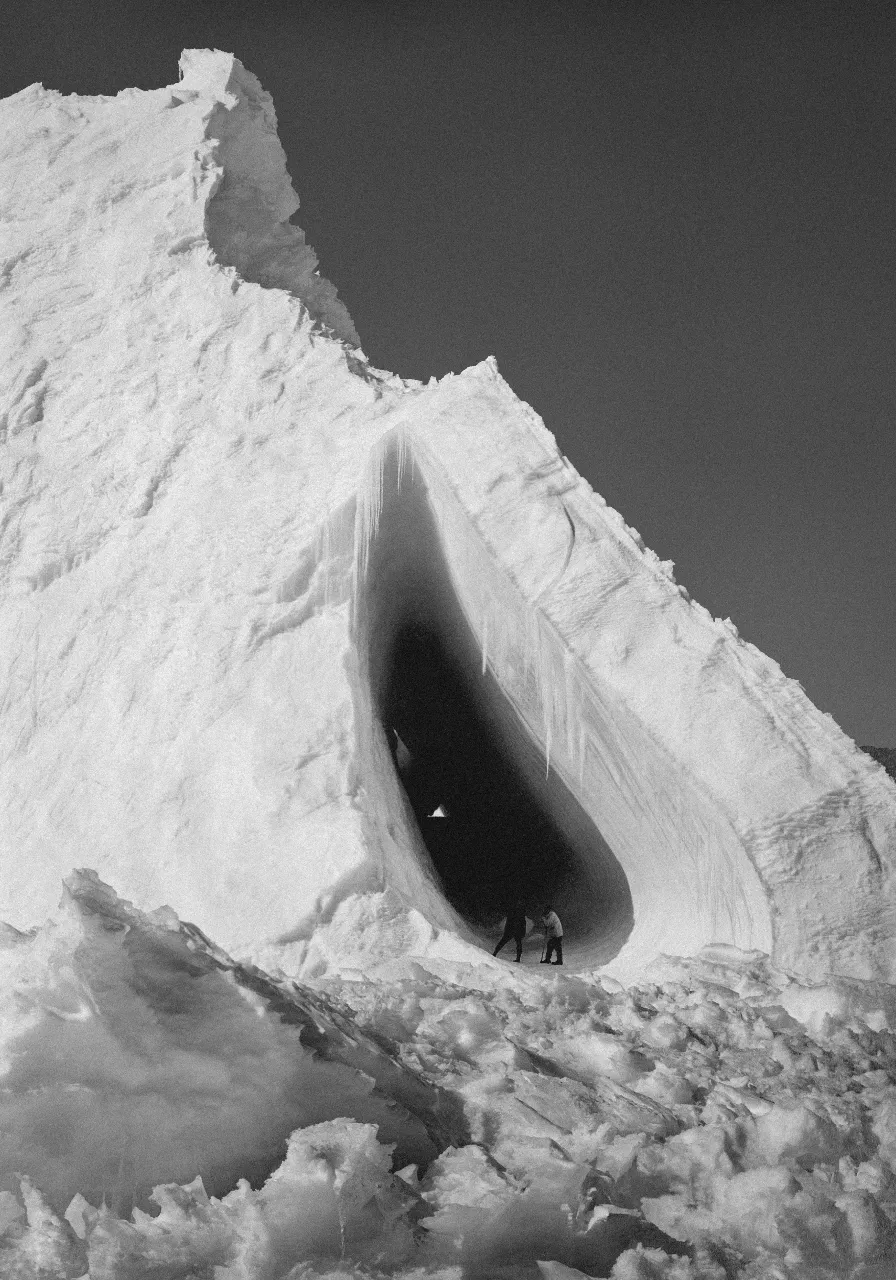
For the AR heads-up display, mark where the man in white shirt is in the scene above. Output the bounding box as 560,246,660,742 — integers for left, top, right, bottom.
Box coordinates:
540,907,563,966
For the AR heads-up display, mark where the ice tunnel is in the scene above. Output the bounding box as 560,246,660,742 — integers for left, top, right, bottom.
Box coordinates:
359,441,635,966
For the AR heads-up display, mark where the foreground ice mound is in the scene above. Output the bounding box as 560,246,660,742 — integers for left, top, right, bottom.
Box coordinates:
4,872,896,1278
0,870,452,1217
1,50,895,981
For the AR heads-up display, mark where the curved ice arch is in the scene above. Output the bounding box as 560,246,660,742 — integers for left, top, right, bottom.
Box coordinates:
352,432,772,973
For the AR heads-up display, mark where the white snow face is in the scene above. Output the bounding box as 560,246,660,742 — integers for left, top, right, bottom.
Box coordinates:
1,50,895,982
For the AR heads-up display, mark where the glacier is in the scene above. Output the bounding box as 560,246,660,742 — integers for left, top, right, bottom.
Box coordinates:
2,48,896,1279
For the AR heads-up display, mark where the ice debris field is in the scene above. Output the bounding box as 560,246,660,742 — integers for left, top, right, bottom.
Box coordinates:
2,48,896,1280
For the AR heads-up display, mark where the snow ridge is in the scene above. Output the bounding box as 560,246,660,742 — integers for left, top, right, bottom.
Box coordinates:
179,49,359,346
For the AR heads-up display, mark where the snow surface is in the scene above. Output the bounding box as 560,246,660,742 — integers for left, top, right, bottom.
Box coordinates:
3,49,896,1277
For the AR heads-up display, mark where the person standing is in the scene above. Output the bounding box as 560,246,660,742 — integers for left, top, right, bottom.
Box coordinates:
493,900,528,962
540,906,563,965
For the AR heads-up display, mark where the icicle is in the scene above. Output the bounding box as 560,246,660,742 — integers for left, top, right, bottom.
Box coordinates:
525,606,541,679
564,649,576,765
395,428,409,493
350,429,418,633
553,642,566,775
540,623,553,779
319,518,331,608
352,439,387,590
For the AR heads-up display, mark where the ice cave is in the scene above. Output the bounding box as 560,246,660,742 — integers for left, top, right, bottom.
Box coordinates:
361,444,634,963
4,47,896,1280
0,45,894,986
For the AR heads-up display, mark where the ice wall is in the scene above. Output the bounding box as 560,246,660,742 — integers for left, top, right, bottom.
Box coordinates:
1,51,895,982
349,415,896,979
0,50,384,945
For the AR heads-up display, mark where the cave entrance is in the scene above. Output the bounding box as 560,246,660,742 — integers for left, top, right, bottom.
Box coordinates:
363,445,634,965
384,621,575,928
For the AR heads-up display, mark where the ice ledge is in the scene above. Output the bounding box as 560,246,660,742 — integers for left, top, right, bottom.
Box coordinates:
177,48,260,109
177,48,360,347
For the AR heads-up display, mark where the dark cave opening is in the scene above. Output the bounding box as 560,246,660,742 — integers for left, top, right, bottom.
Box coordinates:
384,622,578,928
363,445,634,963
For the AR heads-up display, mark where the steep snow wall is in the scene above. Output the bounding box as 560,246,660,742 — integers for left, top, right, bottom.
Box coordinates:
1,50,895,981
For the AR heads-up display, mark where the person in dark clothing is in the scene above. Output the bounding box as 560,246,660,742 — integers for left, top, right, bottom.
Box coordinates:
540,906,563,965
493,901,528,962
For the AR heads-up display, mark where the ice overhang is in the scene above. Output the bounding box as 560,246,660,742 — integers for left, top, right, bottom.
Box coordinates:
353,431,774,974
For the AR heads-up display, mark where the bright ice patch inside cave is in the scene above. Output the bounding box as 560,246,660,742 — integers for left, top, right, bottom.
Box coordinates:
361,442,634,964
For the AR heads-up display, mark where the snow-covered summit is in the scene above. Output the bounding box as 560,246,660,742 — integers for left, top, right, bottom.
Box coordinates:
1,52,895,984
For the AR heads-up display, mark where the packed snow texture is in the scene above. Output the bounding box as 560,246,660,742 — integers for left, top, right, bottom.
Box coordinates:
2,49,895,984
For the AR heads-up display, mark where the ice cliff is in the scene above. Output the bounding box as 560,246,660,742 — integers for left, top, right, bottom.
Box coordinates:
2,49,895,983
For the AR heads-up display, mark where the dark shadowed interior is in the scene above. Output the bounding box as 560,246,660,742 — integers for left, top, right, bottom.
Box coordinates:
384,622,582,925
362,445,633,964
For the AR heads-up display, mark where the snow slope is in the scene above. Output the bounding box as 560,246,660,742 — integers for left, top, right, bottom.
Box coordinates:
1,49,895,983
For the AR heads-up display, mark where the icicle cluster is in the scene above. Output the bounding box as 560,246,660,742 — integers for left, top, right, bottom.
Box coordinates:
353,429,592,791
352,429,410,588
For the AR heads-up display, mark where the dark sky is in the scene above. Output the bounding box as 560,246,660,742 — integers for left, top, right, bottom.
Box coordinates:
4,1,894,743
